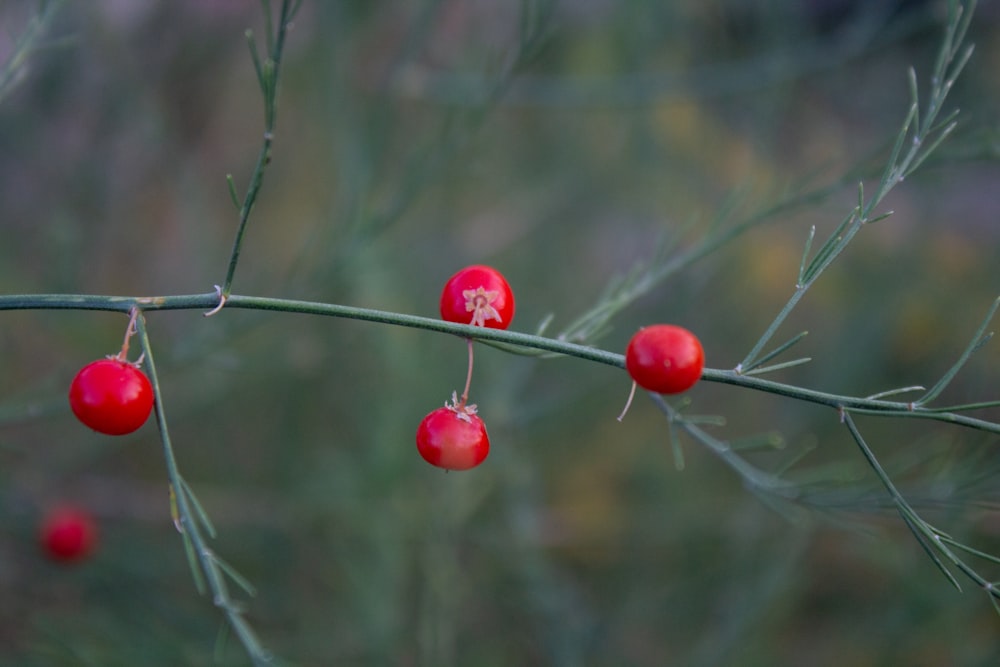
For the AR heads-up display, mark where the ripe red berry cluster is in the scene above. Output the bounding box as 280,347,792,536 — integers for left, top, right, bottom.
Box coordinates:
415,265,515,471
418,266,707,468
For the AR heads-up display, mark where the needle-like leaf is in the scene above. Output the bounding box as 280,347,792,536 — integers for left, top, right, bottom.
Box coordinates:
917,296,999,406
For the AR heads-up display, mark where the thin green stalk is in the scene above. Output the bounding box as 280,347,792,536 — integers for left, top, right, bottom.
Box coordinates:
842,412,1000,602
218,0,300,300
134,313,273,666
737,287,808,373
739,0,975,374
556,174,853,348
741,357,812,377
915,296,1000,406
649,394,799,496
0,0,65,104
1,290,996,435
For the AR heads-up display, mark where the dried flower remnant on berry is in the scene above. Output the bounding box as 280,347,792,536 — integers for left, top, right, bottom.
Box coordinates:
464,286,502,327
440,265,515,331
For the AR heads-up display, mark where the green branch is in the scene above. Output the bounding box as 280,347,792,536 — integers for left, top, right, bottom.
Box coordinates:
843,411,1000,605
737,0,976,373
0,0,65,104
218,0,301,300
2,291,996,435
134,312,273,666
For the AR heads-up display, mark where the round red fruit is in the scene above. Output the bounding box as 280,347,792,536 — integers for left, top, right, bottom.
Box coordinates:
416,406,490,471
69,359,154,435
40,506,97,563
440,265,515,330
625,324,704,394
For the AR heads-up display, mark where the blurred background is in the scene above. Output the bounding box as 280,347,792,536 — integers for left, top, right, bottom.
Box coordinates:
1,1,999,665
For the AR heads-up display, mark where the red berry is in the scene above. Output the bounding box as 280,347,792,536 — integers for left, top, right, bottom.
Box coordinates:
40,506,97,563
416,405,490,471
625,325,704,394
69,358,154,435
440,265,515,330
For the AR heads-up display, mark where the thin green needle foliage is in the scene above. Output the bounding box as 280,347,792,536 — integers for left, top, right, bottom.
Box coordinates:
738,0,976,374
135,311,272,666
843,412,1000,607
0,0,65,104
915,296,999,407
217,0,303,303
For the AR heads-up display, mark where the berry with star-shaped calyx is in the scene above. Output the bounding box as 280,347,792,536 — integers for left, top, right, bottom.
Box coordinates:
439,265,515,330
416,393,490,471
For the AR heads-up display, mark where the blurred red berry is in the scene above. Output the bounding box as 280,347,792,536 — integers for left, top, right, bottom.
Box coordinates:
40,506,97,563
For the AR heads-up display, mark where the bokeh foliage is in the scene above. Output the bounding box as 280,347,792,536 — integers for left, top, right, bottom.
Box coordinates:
1,1,999,665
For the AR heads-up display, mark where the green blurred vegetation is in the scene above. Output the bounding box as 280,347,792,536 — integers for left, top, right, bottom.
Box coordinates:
1,1,999,665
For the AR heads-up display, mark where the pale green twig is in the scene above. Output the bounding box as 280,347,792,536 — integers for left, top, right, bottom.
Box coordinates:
134,313,272,666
